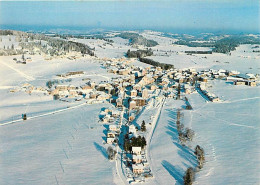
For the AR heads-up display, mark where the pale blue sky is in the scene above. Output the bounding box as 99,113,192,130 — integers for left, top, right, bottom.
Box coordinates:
0,0,259,33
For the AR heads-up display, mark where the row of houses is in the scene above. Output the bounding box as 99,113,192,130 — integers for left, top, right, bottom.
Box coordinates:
198,82,220,102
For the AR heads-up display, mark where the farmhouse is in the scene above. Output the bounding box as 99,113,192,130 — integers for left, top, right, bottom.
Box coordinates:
107,131,116,138
109,125,120,132
132,155,142,164
132,164,144,174
132,146,142,155
129,124,136,134
107,137,115,144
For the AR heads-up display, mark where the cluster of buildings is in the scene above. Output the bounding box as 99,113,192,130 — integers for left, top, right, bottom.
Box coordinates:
50,81,112,102
197,69,257,86
9,83,48,94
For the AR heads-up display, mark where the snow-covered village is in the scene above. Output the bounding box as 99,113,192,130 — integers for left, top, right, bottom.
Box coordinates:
0,1,260,185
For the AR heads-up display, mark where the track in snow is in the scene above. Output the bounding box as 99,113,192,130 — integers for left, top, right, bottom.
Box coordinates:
0,60,35,81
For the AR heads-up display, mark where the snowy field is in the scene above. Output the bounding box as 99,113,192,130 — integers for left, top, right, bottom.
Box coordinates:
148,44,260,73
146,81,260,185
0,103,118,185
148,99,197,185
184,80,260,185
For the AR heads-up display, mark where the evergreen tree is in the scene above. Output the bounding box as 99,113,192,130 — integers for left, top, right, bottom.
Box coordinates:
183,167,195,185
141,120,146,132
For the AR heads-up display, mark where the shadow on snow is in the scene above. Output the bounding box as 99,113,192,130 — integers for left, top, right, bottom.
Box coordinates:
162,160,184,185
93,142,107,159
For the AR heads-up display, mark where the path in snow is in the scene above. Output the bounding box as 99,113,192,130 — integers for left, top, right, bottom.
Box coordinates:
0,60,35,81
0,102,88,126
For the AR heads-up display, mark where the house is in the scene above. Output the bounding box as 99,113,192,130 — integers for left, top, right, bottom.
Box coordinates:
69,89,78,96
109,125,120,132
107,137,115,144
211,97,220,102
116,98,123,107
81,85,92,90
111,110,120,118
142,89,148,99
234,80,246,85
132,164,144,174
129,124,136,134
132,97,146,106
184,84,192,94
129,100,136,110
102,114,114,123
246,81,257,87
118,69,129,75
56,85,68,91
26,57,32,62
130,89,137,97
132,155,142,163
132,146,142,155
150,84,158,90
133,84,142,91
107,131,116,138
202,77,208,83
129,114,135,122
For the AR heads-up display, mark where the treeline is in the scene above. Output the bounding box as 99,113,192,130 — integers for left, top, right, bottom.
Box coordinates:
176,110,194,145
177,108,205,185
175,40,214,48
0,48,24,56
185,51,212,54
139,57,174,70
118,32,158,47
126,49,153,58
175,35,260,54
55,34,114,43
0,30,14,35
0,30,94,56
213,36,260,53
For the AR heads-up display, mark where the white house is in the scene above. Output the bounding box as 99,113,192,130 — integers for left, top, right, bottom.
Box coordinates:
129,124,136,134
132,154,142,163
132,146,142,155
132,164,144,174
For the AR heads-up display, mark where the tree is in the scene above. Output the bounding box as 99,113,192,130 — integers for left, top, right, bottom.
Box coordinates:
177,110,181,120
53,94,60,100
110,88,116,96
177,84,181,100
107,146,116,160
183,167,195,185
179,132,186,145
194,145,205,169
185,128,195,141
124,139,131,152
141,120,146,132
46,80,53,89
22,114,27,120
